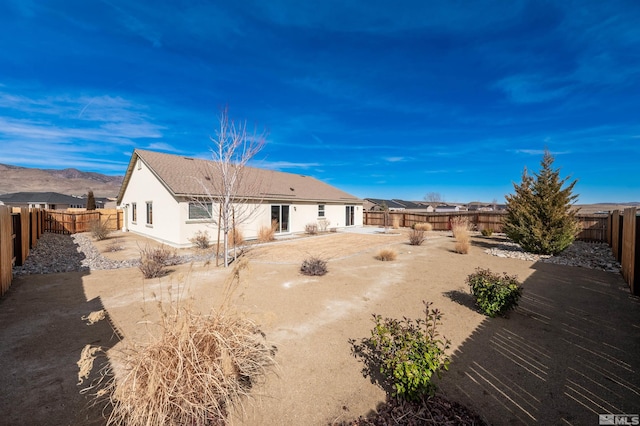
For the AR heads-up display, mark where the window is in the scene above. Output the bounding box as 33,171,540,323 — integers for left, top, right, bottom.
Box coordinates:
131,203,137,223
146,202,153,225
189,202,213,220
318,204,325,217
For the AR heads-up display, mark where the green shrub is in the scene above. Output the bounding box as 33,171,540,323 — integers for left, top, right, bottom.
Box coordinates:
365,301,451,400
300,256,328,276
481,228,493,237
466,268,522,317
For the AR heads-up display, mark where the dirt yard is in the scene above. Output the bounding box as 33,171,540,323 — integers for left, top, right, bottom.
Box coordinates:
1,228,639,425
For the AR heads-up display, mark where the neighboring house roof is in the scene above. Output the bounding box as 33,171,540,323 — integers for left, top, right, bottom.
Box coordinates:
118,149,362,205
364,198,407,209
0,191,86,205
391,199,425,209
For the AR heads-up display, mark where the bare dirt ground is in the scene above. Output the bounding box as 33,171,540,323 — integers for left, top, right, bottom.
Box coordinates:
1,228,639,425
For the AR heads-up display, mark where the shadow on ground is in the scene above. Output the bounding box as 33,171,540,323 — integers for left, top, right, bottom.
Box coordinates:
0,235,120,425
438,262,640,425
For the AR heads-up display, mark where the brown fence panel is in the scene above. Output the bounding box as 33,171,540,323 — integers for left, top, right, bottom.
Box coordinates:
621,208,639,295
0,206,13,297
18,207,29,264
575,214,608,242
610,210,623,261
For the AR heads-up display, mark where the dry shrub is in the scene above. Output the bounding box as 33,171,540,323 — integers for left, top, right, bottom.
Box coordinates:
258,220,277,242
454,238,470,254
375,248,397,261
414,222,433,232
392,216,400,229
229,228,244,247
106,238,124,252
305,223,318,235
98,259,277,426
318,219,331,232
300,256,328,276
139,245,178,278
189,230,210,249
451,217,472,240
90,219,111,241
408,229,426,246
451,217,472,255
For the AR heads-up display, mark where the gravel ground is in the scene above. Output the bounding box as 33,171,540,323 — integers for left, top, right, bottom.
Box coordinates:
12,232,211,275
13,231,621,276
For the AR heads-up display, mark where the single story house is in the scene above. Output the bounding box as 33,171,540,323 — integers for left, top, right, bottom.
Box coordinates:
434,204,463,213
0,192,92,210
117,149,364,247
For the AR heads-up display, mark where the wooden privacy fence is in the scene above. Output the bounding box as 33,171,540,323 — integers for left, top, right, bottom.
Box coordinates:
0,207,45,297
45,209,123,234
608,208,639,296
362,211,608,241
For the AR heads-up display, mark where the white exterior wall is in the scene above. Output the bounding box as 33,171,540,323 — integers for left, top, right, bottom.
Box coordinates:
119,160,182,246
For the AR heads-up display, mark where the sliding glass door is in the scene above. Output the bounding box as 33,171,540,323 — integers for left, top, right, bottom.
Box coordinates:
345,205,355,227
271,205,290,233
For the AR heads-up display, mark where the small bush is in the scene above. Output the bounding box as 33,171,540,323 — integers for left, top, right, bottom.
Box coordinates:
481,228,494,237
408,229,426,246
361,301,451,400
305,223,318,235
189,230,210,249
139,245,177,278
300,256,328,276
105,238,124,252
414,222,433,232
451,217,472,239
467,268,523,317
454,238,470,254
258,220,277,242
318,219,331,232
90,219,111,241
375,248,397,261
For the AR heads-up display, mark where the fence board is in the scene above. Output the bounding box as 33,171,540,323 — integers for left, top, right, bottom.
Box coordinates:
0,206,12,297
44,209,121,234
621,208,639,295
19,207,29,265
611,210,623,261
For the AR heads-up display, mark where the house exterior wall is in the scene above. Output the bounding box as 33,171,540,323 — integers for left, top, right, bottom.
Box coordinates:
119,160,183,245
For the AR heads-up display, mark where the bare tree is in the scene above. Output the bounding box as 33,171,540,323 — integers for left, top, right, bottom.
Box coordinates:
196,107,267,267
424,192,443,204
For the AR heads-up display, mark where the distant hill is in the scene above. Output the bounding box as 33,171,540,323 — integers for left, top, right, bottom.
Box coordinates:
0,164,123,198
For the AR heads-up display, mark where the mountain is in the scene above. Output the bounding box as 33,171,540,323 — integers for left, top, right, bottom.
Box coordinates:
0,164,123,197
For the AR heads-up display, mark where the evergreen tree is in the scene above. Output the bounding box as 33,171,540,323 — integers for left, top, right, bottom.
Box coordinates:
503,150,580,255
86,190,96,211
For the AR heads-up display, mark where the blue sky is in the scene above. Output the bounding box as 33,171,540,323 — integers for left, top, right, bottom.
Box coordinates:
1,1,639,204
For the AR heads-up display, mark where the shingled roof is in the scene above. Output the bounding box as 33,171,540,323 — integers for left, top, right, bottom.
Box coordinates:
117,149,362,204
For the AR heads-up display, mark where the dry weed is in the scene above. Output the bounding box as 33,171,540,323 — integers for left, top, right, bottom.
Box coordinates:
189,230,211,249
229,227,245,247
139,244,178,279
375,248,397,261
451,217,472,240
454,238,470,254
82,310,106,325
408,229,426,246
414,222,433,232
258,220,277,242
105,238,124,252
90,219,111,241
97,259,277,426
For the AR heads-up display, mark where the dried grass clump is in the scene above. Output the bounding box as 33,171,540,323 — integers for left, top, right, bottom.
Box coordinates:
414,222,433,232
90,219,111,241
305,223,318,235
375,248,397,261
451,217,472,255
392,216,400,229
100,260,277,426
189,230,210,249
229,228,244,247
300,256,328,276
454,239,470,254
139,245,178,278
408,229,426,246
258,220,277,242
